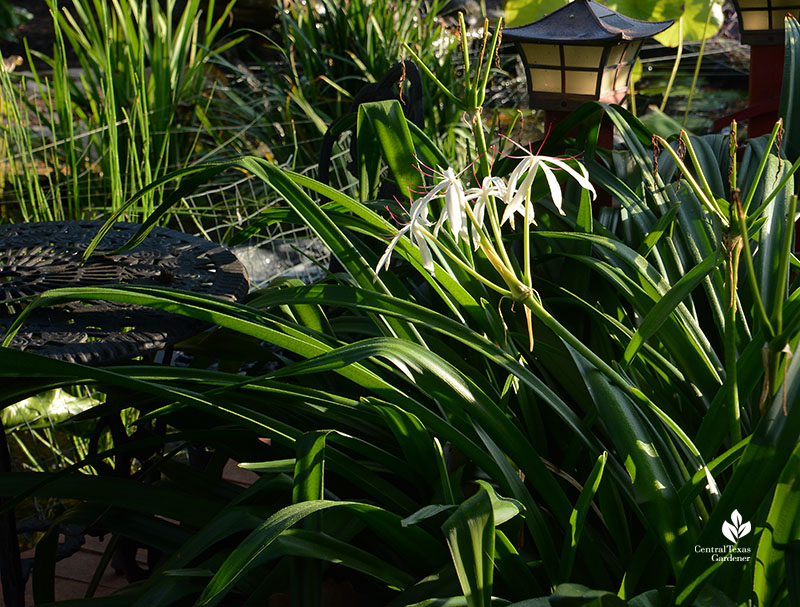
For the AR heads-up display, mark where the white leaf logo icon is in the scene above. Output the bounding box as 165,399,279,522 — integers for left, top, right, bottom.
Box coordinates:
738,521,751,539
722,510,750,543
722,521,738,543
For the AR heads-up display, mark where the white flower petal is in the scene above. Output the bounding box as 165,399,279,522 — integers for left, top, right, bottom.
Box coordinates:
542,157,596,200
375,165,475,276
506,161,538,225
540,163,564,215
375,224,411,273
501,201,516,228
413,224,435,273
471,197,486,249
445,179,465,239
507,157,531,188
491,176,507,195
525,200,537,226
500,153,597,228
433,209,447,237
408,189,436,224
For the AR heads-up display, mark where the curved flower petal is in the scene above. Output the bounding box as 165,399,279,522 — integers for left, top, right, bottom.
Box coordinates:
408,185,441,225
376,166,466,276
541,157,596,200
501,153,596,227
540,162,564,215
375,224,411,273
465,177,505,249
502,158,539,227
429,168,467,241
445,179,466,239
412,223,435,273
471,197,486,249
509,162,539,226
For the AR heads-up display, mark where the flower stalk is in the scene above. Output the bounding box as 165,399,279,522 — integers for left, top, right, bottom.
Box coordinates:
654,133,724,221
723,123,743,443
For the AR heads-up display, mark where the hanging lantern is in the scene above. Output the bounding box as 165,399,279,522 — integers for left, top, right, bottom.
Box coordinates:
732,0,800,45
504,0,674,112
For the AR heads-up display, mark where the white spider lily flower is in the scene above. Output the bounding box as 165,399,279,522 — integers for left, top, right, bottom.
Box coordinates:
375,220,436,275
432,167,469,242
375,166,470,276
501,155,596,228
375,186,437,274
465,176,506,249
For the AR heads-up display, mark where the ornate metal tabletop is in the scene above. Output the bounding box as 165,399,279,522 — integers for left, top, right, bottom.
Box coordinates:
0,220,249,365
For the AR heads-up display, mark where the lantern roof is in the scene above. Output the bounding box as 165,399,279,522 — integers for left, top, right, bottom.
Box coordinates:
502,0,674,45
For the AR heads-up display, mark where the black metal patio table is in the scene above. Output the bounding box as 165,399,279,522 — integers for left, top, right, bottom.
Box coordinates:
0,220,249,606
0,220,249,363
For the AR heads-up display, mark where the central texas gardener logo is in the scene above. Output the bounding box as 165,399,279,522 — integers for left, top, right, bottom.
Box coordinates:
722,509,751,544
694,509,752,561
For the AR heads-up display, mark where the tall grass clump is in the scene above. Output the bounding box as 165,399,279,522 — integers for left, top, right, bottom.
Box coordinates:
0,0,239,223
210,0,470,191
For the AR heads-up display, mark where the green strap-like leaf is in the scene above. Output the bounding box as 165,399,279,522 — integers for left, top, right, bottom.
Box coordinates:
0,472,222,526
197,500,427,606
622,250,721,367
273,528,416,588
560,452,607,582
677,343,800,602
442,489,496,607
292,430,330,504
357,100,423,202
753,439,800,606
569,349,691,575
780,15,800,160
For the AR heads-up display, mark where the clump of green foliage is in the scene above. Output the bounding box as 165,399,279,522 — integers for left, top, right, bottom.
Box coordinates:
0,0,239,223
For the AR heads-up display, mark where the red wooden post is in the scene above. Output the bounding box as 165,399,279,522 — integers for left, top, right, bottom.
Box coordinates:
745,45,796,251
747,44,784,137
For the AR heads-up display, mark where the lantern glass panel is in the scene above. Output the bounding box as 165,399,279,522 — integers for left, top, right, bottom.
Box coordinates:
622,40,643,63
563,45,605,69
772,10,789,27
615,64,633,90
530,68,562,93
522,43,560,67
775,0,799,6
736,0,762,6
606,43,625,66
565,70,598,96
741,11,770,30
600,67,617,94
